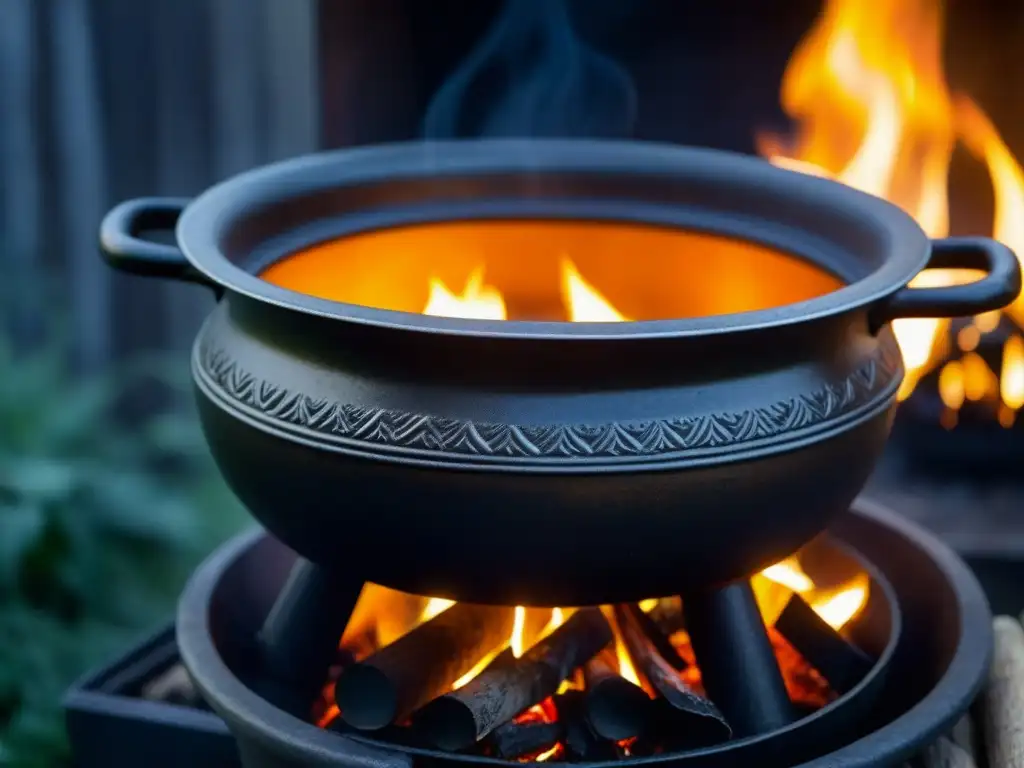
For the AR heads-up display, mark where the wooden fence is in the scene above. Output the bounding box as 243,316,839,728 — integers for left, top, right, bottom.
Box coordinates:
0,0,317,370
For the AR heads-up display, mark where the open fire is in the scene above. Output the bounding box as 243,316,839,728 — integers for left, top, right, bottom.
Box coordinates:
423,258,628,322
760,0,1024,429
413,0,1024,430
402,0,1024,434
312,557,869,762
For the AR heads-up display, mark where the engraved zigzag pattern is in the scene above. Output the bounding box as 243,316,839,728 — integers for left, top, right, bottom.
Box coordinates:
200,343,901,459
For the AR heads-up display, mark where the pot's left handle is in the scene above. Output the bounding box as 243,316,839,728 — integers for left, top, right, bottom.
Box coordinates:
870,236,1021,329
100,197,220,294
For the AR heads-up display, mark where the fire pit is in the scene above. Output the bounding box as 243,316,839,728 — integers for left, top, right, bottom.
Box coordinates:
172,499,986,768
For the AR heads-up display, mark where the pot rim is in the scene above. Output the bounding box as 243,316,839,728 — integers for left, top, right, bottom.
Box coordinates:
176,139,929,340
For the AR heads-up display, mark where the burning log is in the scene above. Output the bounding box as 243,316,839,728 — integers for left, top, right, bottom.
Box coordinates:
582,648,652,741
415,608,612,750
556,690,621,761
981,616,1024,768
613,605,731,745
257,560,363,715
490,720,564,761
335,603,514,730
682,583,793,736
624,603,687,671
921,737,978,768
774,592,874,694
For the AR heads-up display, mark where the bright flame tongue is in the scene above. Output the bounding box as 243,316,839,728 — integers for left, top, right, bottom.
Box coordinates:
559,258,630,322
760,559,868,631
423,267,507,320
762,0,1024,418
423,259,626,322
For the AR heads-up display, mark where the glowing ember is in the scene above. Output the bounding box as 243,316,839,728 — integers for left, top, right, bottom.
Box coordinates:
768,628,833,708
533,744,561,762
316,703,339,729
317,552,870,756
762,0,1024,422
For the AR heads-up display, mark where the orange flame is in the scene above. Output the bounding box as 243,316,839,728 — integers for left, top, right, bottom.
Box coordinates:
761,557,814,593
420,597,455,622
424,259,626,322
327,562,869,742
605,609,644,688
423,267,507,320
559,258,630,321
451,604,535,690
762,0,1024,419
759,559,869,630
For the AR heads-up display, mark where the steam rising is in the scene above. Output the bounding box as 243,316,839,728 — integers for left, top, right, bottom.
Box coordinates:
422,0,636,139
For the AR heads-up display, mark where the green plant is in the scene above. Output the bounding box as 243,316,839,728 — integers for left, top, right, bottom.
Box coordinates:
0,325,246,766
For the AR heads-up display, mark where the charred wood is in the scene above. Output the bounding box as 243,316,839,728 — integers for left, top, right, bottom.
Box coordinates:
556,690,621,761
613,605,731,746
624,603,687,671
335,603,514,730
415,608,611,750
775,592,874,694
582,647,652,741
490,720,563,761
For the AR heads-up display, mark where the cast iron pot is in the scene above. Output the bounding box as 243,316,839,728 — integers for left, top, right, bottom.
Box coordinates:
100,140,1020,605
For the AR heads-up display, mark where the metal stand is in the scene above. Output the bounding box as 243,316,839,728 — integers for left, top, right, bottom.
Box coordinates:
682,581,794,736
257,559,363,716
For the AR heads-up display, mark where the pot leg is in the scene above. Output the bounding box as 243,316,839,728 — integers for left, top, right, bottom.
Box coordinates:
257,559,363,717
682,581,794,736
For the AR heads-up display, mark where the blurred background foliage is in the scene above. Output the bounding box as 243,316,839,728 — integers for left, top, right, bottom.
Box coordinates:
0,284,247,766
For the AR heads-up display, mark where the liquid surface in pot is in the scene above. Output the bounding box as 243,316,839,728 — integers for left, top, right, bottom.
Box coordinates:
261,220,844,321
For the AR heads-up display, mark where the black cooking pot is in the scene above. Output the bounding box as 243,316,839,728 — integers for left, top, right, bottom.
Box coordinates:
100,141,1020,605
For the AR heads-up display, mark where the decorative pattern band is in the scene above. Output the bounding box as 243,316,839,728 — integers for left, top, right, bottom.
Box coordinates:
197,340,902,463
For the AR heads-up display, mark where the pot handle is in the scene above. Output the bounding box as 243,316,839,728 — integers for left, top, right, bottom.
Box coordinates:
99,197,219,293
870,236,1021,328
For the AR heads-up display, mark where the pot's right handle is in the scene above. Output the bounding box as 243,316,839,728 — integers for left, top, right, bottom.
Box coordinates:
870,236,1021,329
99,197,219,293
